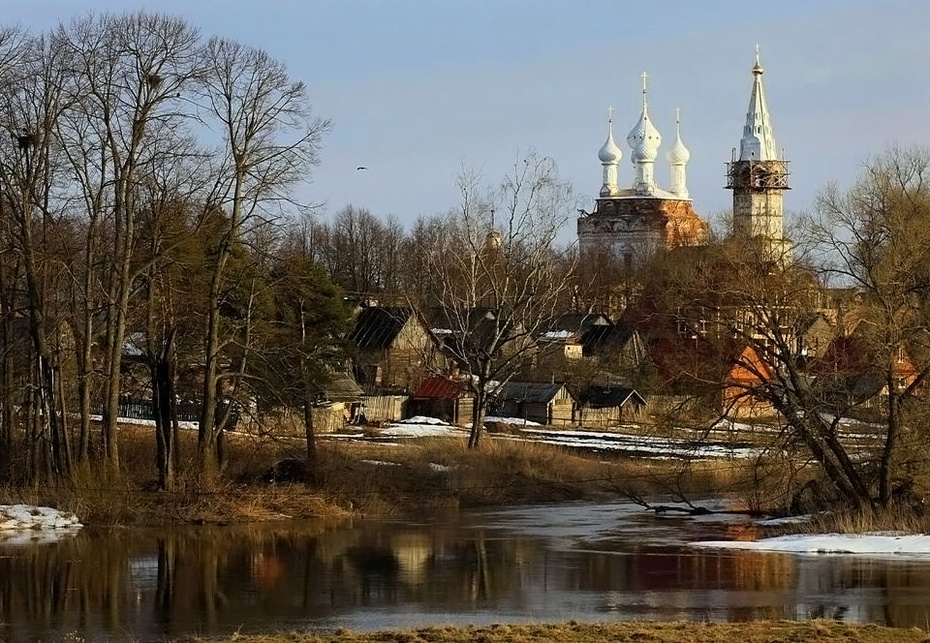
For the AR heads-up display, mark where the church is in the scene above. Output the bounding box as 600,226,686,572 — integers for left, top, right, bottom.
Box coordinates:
577,50,790,265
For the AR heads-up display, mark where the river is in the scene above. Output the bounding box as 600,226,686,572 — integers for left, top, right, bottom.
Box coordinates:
2,501,930,642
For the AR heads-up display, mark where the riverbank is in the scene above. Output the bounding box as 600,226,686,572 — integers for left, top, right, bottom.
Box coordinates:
1,422,754,527
175,620,929,642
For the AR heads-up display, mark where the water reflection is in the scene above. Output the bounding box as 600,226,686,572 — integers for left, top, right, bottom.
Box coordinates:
3,503,930,642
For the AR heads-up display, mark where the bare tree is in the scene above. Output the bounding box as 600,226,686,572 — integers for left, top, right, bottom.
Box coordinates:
807,146,930,507
422,152,577,448
640,149,930,513
196,36,330,473
56,12,202,469
0,28,75,479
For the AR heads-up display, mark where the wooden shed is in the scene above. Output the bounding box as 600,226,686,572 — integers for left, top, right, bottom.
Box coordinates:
573,385,647,428
495,381,575,426
407,376,474,426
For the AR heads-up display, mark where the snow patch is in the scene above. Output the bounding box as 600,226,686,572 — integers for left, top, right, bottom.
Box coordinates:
398,416,450,426
0,505,83,545
691,532,930,557
361,459,402,467
381,416,465,438
485,416,542,427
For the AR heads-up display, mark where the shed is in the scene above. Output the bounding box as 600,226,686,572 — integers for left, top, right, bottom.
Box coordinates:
495,381,575,426
574,385,647,427
312,372,364,433
408,376,474,426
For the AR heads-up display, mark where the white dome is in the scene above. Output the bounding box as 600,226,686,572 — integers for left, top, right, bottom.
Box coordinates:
598,129,622,164
666,113,690,165
627,105,661,163
666,137,690,164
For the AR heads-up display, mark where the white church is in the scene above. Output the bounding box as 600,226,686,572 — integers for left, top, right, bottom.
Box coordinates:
577,49,790,265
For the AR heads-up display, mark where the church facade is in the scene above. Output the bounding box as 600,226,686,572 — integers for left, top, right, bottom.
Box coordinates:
577,51,789,265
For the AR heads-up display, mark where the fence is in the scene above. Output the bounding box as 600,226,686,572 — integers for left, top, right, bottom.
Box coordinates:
99,398,203,423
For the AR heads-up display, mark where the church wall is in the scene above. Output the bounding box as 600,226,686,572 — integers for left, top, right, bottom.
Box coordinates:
577,197,708,263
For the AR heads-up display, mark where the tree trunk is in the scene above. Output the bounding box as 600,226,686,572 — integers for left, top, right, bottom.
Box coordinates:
879,374,900,507
153,329,177,491
469,388,486,449
304,398,320,483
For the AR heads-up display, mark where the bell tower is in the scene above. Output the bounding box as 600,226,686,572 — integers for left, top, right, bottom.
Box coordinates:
726,48,790,257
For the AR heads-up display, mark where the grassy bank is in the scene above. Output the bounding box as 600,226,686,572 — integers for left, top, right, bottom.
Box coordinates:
0,423,754,526
176,620,930,642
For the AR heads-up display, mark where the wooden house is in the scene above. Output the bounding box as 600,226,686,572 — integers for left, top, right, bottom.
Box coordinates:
721,344,777,419
794,311,836,364
348,305,433,392
495,381,575,426
812,328,919,414
537,313,615,361
347,305,445,422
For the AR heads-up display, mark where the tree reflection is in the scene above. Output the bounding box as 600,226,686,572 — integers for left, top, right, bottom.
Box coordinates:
3,518,930,640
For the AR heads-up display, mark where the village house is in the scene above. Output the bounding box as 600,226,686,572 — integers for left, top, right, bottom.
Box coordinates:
811,322,920,417
346,304,445,422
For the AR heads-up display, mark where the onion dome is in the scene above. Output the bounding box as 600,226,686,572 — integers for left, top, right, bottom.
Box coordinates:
598,115,622,164
598,107,622,196
627,72,661,163
667,108,690,199
666,108,690,165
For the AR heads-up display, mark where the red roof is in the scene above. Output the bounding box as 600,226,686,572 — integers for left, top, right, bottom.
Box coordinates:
413,376,468,400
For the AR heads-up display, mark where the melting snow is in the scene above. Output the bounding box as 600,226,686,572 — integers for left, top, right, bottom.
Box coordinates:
516,427,756,459
485,416,542,426
0,505,83,545
361,459,402,467
692,532,930,557
380,416,466,438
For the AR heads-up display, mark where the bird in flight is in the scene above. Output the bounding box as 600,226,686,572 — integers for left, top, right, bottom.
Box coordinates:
357,166,368,170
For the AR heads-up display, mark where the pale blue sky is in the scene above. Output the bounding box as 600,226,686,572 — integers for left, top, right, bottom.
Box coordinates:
8,1,930,236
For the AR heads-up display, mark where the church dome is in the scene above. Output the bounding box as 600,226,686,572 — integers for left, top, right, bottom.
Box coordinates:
627,100,661,163
666,111,690,165
666,135,690,165
598,129,622,164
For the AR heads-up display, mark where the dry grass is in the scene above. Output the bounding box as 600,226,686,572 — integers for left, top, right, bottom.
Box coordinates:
0,421,823,527
798,505,930,536
172,620,930,643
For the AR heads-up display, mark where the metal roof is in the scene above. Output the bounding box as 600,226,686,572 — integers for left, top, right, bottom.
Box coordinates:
347,306,414,350
496,381,570,404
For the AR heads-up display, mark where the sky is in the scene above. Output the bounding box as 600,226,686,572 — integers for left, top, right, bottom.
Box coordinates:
7,1,930,238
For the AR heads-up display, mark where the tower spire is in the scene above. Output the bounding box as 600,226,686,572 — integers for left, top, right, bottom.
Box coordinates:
739,46,778,161
727,48,791,260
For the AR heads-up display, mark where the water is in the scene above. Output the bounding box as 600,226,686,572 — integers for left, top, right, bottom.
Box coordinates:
3,501,930,642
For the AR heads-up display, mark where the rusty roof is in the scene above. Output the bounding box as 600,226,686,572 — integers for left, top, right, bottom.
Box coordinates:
413,376,469,400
